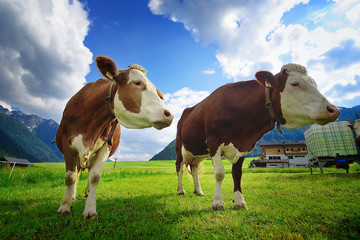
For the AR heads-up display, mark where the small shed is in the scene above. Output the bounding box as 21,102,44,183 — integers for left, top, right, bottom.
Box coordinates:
0,157,33,168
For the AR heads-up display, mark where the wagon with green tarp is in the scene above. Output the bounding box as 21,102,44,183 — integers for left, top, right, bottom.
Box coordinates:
304,121,360,173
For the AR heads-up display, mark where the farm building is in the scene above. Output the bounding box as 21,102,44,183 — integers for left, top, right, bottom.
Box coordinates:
250,141,308,168
0,157,33,168
304,121,360,172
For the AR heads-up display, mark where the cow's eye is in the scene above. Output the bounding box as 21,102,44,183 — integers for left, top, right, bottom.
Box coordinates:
134,81,142,86
291,82,300,87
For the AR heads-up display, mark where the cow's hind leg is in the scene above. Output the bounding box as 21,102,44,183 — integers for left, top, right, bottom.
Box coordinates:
232,157,247,209
83,144,110,218
84,173,90,197
211,151,225,210
58,169,78,215
72,168,81,199
190,163,204,196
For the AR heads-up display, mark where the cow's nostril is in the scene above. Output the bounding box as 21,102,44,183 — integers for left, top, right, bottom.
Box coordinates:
327,106,334,113
164,110,171,118
326,105,340,120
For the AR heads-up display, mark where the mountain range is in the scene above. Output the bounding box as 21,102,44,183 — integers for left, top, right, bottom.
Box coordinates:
0,105,62,162
150,105,360,160
1,104,359,162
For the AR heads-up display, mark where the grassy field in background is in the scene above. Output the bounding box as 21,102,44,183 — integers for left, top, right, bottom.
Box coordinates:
1,160,360,239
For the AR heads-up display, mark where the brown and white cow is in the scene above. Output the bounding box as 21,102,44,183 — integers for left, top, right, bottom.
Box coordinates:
57,56,173,217
175,63,340,210
349,119,360,148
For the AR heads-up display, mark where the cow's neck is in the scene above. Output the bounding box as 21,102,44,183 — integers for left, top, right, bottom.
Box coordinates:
80,81,118,147
104,81,119,146
262,84,283,134
235,82,283,151
105,81,117,118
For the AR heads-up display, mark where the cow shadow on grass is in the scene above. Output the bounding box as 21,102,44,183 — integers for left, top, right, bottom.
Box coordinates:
1,192,210,238
3,191,360,239
63,192,215,238
76,192,211,219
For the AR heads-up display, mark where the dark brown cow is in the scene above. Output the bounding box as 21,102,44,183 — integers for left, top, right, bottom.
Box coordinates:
176,63,340,210
57,56,173,217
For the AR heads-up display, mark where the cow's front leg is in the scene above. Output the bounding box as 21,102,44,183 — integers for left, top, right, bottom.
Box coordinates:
83,144,110,218
191,164,204,196
211,152,225,210
232,157,247,209
176,162,186,195
58,170,78,215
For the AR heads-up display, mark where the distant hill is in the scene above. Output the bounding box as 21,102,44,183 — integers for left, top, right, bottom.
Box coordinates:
5,109,62,159
150,140,176,161
150,105,360,160
0,105,63,162
0,112,62,162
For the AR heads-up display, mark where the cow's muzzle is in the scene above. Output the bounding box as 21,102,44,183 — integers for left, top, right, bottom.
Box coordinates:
153,110,174,129
326,105,340,122
315,105,340,125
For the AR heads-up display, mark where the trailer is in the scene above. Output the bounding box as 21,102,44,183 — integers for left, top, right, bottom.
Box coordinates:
304,121,360,173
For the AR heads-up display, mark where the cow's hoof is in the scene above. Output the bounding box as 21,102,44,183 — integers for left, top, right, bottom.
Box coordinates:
194,191,205,197
211,202,224,211
57,209,71,215
234,203,247,210
58,205,71,215
177,192,185,196
83,204,97,218
212,205,224,211
83,210,97,219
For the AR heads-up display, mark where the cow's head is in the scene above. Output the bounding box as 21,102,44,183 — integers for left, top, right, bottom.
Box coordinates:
258,63,340,129
96,56,173,130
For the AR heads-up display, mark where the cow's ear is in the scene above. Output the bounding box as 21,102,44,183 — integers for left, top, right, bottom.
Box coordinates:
255,71,274,88
349,124,354,130
95,56,120,80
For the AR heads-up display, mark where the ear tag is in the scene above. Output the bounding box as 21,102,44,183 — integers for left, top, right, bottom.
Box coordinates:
265,81,272,88
106,72,113,80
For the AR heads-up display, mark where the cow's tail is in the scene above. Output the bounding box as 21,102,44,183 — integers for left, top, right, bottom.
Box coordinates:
175,122,184,174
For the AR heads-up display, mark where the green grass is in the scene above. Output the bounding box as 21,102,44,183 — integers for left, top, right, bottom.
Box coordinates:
1,161,360,239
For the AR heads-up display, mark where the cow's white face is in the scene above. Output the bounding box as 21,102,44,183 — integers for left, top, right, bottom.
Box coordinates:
280,64,340,129
95,56,173,130
113,67,173,130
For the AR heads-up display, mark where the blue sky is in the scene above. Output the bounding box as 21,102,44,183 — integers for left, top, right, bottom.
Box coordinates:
81,0,225,94
0,0,360,161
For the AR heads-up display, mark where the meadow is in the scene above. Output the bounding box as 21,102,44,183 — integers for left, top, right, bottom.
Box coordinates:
1,160,360,239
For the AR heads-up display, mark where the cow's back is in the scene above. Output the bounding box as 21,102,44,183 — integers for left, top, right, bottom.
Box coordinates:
177,80,276,157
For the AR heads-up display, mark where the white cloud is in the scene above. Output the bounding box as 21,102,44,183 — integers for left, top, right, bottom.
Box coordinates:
313,12,327,24
203,69,216,75
0,0,92,121
149,0,360,107
149,0,308,79
112,87,209,161
0,101,13,112
332,0,359,14
345,3,360,26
